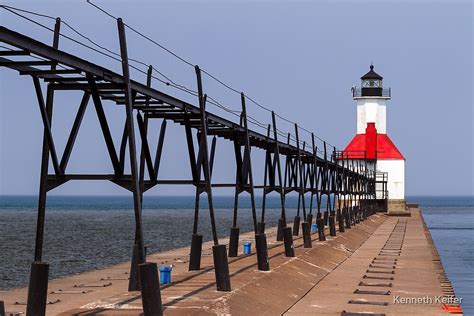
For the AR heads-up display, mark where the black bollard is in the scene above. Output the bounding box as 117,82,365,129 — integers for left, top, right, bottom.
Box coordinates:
338,213,345,232
292,215,301,236
212,245,231,291
128,244,140,291
228,227,240,257
329,215,337,236
189,234,203,271
302,222,312,248
276,218,285,241
282,227,295,257
139,262,163,316
323,211,329,226
345,210,352,229
257,221,265,234
0,300,4,316
255,233,270,271
317,218,326,241
26,261,49,316
306,214,313,226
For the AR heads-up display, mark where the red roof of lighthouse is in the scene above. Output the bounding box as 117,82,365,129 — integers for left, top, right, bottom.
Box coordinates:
343,133,405,160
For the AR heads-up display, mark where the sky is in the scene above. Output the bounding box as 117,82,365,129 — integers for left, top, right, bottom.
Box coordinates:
0,0,472,197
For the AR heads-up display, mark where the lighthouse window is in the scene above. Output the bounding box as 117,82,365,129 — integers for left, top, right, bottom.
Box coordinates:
362,79,381,88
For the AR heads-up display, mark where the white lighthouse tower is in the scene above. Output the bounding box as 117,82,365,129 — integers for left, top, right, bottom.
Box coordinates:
343,65,406,212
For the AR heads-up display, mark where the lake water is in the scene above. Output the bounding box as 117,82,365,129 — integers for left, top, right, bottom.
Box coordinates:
0,195,472,313
417,196,473,314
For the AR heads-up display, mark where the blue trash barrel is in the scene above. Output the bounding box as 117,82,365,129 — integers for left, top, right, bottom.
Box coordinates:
312,223,317,233
159,266,173,285
243,242,252,254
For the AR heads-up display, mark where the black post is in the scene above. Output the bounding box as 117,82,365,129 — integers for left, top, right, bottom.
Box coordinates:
189,234,203,271
26,262,49,316
118,18,154,302
213,245,231,291
259,125,273,235
310,133,320,235
228,227,240,257
277,218,285,241
302,222,312,248
350,207,355,226
271,112,287,242
117,17,146,261
283,227,295,257
329,215,336,236
229,139,241,257
189,191,203,271
257,222,265,234
255,233,270,271
317,218,326,241
292,215,301,236
240,93,269,271
294,124,307,237
128,244,139,291
338,212,345,233
195,66,230,291
345,208,352,229
27,18,61,316
139,263,163,316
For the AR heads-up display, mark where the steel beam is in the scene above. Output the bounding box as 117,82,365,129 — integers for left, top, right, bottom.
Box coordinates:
117,19,147,296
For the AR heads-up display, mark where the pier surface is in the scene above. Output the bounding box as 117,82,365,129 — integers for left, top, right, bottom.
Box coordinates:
2,208,460,315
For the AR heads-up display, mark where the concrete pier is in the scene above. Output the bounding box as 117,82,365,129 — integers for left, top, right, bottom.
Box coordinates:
1,208,462,315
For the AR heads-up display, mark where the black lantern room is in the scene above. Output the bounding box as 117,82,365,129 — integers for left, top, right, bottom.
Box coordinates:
361,64,383,97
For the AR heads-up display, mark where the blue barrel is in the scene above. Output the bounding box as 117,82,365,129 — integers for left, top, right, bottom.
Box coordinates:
243,242,252,254
159,266,172,285
312,223,317,233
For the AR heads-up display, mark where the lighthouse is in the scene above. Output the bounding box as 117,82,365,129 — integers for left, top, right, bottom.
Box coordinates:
343,65,406,212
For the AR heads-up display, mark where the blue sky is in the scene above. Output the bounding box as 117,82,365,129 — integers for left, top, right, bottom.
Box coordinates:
0,0,472,196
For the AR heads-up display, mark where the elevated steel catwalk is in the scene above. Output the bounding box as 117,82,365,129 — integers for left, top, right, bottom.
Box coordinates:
0,23,377,316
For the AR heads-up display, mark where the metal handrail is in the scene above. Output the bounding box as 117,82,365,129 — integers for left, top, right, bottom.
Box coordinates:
352,86,391,98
